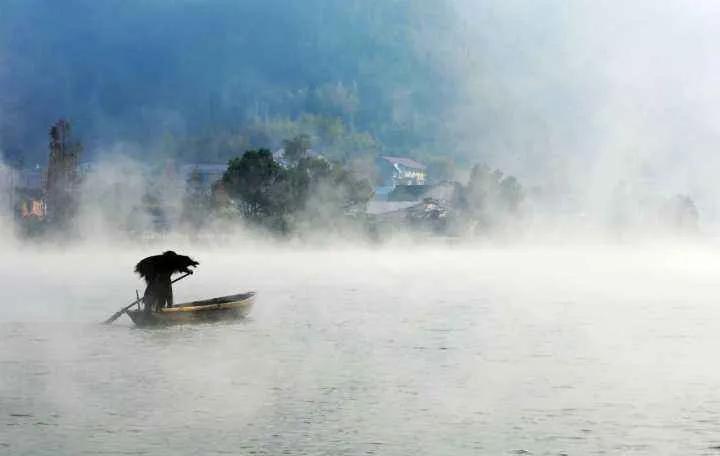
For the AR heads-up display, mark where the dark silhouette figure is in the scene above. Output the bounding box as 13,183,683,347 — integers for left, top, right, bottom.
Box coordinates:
135,251,199,313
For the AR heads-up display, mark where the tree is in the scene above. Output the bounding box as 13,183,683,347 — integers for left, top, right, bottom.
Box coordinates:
464,164,495,217
219,149,373,233
45,119,82,230
285,156,373,231
221,149,288,221
461,163,525,232
331,131,378,162
308,82,360,127
293,156,373,210
282,134,312,165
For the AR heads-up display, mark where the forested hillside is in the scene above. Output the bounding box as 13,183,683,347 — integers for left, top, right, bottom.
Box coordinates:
0,0,459,164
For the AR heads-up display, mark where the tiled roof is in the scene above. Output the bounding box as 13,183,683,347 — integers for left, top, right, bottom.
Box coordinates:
380,156,427,170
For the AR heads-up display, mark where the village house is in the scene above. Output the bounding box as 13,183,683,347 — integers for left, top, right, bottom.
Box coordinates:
374,155,427,200
9,166,46,221
376,155,427,187
16,188,45,219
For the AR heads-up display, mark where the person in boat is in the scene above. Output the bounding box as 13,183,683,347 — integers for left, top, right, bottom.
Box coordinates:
135,251,199,314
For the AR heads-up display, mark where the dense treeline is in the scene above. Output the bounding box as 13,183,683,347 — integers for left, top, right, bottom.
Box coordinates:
211,150,373,233
0,0,458,164
8,118,701,241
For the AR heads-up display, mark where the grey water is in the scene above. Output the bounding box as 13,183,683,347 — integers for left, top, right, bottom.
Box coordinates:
3,245,720,455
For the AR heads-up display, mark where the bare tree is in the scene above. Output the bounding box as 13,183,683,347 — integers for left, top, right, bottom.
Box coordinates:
45,119,81,229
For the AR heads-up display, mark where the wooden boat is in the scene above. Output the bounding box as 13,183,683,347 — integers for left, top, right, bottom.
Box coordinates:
126,292,255,328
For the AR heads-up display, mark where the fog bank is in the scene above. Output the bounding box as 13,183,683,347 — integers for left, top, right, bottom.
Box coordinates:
447,1,720,224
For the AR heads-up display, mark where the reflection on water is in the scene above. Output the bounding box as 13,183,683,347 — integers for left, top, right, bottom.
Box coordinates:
2,246,720,455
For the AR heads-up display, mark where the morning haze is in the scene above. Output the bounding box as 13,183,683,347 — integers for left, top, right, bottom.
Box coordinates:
1,1,719,455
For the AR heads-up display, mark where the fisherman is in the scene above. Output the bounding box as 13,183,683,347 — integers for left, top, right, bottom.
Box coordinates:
135,251,199,314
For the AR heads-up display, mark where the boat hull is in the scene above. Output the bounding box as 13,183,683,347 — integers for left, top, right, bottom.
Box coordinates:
127,292,255,328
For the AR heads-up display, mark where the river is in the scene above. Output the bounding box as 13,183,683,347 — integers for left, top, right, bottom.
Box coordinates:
2,244,720,455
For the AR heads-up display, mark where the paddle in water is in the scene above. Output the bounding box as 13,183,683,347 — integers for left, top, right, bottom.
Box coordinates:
102,272,192,324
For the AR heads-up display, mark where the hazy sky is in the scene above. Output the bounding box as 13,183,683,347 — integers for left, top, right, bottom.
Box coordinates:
448,1,720,218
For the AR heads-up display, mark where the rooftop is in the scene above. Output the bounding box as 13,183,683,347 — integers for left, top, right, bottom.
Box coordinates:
379,156,426,170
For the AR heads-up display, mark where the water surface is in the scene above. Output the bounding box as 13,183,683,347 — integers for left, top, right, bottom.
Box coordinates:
2,246,720,455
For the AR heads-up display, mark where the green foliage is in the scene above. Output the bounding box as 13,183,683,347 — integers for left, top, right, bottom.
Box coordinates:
307,82,359,125
165,113,379,166
45,119,82,231
221,149,287,221
1,1,458,162
295,157,374,210
282,134,312,165
218,150,373,233
331,131,380,163
461,164,525,230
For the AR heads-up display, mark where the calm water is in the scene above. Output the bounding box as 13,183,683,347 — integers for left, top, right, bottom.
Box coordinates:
3,245,720,455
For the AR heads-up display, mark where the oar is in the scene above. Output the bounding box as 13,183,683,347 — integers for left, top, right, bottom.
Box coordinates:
102,272,193,324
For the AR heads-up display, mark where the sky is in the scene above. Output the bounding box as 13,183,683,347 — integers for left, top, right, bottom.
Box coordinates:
448,1,720,220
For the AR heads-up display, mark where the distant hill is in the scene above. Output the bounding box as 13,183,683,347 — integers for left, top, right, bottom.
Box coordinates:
0,0,459,163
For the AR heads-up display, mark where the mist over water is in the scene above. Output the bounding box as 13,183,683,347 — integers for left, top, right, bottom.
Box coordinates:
2,244,720,454
3,0,720,454
447,1,720,226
